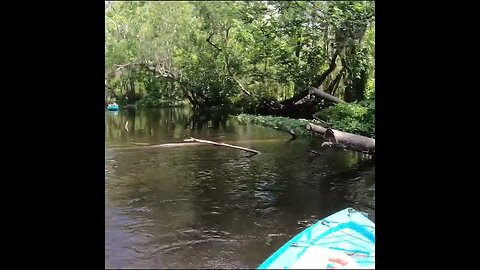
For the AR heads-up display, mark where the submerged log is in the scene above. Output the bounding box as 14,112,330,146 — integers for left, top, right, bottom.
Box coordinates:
307,150,323,155
154,142,204,147
306,123,327,134
306,123,375,154
184,137,260,155
288,130,297,140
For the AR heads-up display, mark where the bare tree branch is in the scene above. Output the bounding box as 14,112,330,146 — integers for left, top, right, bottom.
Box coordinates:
231,75,252,96
206,33,222,52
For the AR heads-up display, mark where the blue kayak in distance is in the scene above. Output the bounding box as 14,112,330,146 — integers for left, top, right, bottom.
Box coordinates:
106,104,119,111
257,208,375,269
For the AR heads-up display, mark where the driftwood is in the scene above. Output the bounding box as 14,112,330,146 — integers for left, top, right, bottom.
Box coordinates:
154,142,204,147
306,123,375,154
108,139,283,150
184,137,260,155
107,142,205,150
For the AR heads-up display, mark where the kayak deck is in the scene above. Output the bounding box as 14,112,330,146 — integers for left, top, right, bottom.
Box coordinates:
258,208,375,269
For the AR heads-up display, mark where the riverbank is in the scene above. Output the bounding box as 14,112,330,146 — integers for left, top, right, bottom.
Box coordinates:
236,114,312,138
236,100,375,140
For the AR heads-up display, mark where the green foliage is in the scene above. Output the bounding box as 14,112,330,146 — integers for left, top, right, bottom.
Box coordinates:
318,88,375,137
136,97,180,108
105,1,375,114
237,114,312,137
365,77,375,99
105,1,193,105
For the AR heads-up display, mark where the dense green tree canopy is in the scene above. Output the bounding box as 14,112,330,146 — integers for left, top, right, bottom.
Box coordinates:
105,1,375,135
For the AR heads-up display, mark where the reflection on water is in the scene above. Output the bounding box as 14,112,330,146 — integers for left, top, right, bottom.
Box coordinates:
105,108,375,268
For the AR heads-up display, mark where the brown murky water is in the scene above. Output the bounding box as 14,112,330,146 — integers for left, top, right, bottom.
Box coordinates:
105,108,375,268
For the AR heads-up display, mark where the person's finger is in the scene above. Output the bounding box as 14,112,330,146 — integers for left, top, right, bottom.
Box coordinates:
326,250,359,267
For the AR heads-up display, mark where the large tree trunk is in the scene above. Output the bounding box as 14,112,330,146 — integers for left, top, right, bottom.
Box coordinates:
185,93,198,107
279,44,345,107
179,83,199,107
254,85,346,119
279,88,310,105
126,77,136,104
353,69,368,102
254,44,347,118
306,123,375,154
307,87,346,104
325,68,345,95
340,41,369,103
311,46,342,88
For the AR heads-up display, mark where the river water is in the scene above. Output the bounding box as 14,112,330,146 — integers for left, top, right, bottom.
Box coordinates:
105,108,375,268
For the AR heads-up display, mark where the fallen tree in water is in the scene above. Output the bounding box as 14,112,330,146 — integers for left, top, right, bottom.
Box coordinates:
107,139,281,151
184,137,260,156
254,86,342,119
306,123,375,154
307,87,346,104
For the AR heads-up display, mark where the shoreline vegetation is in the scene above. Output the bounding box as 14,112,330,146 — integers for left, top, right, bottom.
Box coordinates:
105,1,375,153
